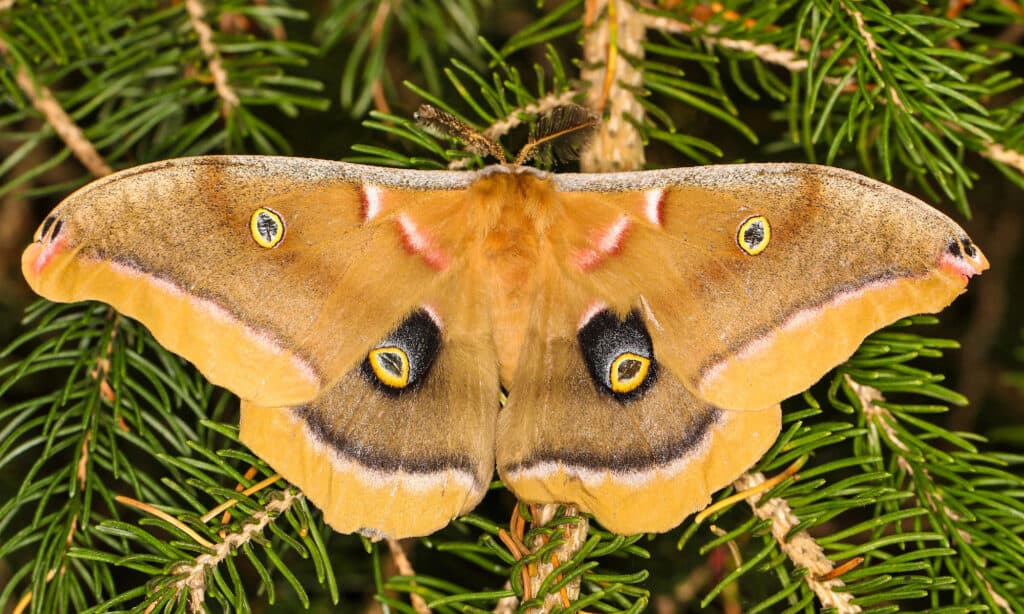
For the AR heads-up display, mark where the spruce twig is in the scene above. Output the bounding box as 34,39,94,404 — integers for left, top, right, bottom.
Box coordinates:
184,0,239,116
733,472,860,613
0,40,112,176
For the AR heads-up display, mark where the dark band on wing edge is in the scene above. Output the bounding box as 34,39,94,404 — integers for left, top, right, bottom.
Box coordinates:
501,406,721,474
294,405,483,478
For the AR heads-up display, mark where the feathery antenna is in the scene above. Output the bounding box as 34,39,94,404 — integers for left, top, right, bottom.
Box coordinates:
414,105,507,163
416,103,600,167
515,104,599,166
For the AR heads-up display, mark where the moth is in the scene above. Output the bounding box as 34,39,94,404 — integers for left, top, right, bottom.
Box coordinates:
21,145,986,538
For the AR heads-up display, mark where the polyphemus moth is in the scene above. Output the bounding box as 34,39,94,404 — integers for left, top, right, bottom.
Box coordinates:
21,153,986,539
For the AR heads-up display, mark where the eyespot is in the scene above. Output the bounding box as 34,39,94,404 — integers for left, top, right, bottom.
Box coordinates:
737,215,770,256
250,207,285,248
368,347,411,388
609,352,651,394
361,309,441,394
578,309,657,402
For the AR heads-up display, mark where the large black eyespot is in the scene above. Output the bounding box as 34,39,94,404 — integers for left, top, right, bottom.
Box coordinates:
361,309,441,394
578,309,657,402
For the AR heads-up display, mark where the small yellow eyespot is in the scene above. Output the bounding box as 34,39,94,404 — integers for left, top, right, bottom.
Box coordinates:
737,215,770,256
609,352,651,394
369,347,410,389
250,207,285,248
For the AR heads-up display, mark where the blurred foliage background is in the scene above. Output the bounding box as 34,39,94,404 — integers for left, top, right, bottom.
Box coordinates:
1,0,1023,612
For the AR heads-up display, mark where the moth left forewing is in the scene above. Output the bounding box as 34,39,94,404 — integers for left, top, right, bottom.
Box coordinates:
22,156,476,406
554,164,987,412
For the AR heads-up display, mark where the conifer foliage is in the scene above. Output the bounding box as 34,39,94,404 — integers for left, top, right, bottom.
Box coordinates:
1,1,1023,612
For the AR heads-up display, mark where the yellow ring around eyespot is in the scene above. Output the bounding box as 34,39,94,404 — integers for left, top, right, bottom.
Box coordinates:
737,215,771,256
250,207,285,249
369,347,410,388
609,352,651,394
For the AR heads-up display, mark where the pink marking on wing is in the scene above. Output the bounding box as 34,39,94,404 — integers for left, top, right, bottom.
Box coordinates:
599,214,630,252
106,260,320,388
361,184,384,221
397,213,449,270
699,277,900,390
575,249,601,271
644,189,664,226
31,235,69,275
578,300,608,330
420,303,445,330
575,214,631,271
940,252,981,282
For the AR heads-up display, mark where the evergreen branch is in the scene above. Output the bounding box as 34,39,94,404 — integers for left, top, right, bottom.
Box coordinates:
493,505,587,610
116,495,216,549
836,0,903,108
0,41,112,177
385,538,430,614
639,12,811,73
580,0,647,171
169,490,301,613
199,471,283,522
644,5,1024,183
318,0,485,116
0,304,216,612
635,1,1023,209
368,0,393,114
523,505,589,610
845,375,1021,610
984,141,1024,176
184,0,240,116
733,471,860,613
684,317,1024,610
